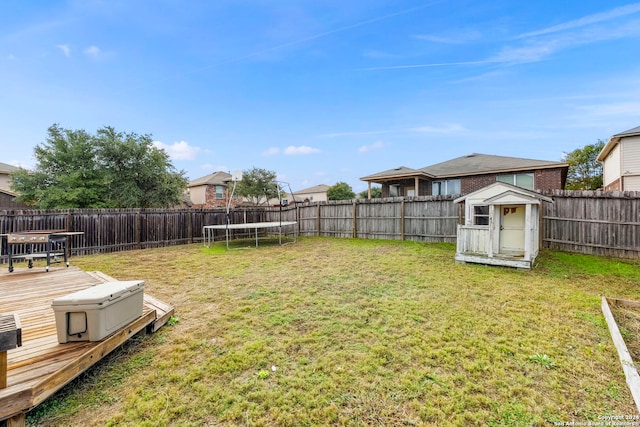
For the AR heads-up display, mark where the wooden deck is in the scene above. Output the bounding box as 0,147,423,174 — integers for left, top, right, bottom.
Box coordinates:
0,266,174,424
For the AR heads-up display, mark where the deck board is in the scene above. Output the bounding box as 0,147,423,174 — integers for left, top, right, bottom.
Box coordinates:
0,266,174,422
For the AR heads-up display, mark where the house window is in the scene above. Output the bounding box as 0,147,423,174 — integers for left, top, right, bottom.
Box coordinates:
432,179,461,196
389,185,400,197
405,187,415,197
215,185,224,199
473,205,489,225
497,173,534,190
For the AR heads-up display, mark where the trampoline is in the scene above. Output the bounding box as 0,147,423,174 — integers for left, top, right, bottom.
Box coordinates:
202,221,297,249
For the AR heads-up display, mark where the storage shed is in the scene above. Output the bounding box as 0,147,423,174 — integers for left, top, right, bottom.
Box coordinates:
453,182,552,269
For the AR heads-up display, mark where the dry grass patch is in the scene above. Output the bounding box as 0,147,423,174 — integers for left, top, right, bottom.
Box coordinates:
26,237,640,426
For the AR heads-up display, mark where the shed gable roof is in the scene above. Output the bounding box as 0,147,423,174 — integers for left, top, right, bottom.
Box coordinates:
453,181,553,204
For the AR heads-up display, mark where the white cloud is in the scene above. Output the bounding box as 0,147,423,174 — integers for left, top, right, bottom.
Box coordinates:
283,145,320,155
83,45,101,59
516,3,640,39
56,44,70,57
153,140,201,160
262,147,281,156
358,141,385,153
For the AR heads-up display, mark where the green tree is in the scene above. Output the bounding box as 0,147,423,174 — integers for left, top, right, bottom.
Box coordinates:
327,181,355,200
234,167,279,206
562,140,605,190
10,124,187,208
359,186,382,199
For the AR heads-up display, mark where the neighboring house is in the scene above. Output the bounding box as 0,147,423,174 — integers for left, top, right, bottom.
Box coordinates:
597,125,640,191
187,171,240,209
292,184,330,203
0,162,29,209
360,153,568,198
0,162,19,193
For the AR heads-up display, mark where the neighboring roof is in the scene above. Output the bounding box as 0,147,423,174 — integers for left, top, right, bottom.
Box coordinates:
597,125,640,161
360,166,432,181
188,171,232,187
0,162,20,174
420,153,567,178
361,154,567,182
293,184,330,194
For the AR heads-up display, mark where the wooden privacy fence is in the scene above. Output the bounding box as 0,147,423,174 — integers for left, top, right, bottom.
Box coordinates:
266,196,459,242
1,190,640,261
540,190,640,259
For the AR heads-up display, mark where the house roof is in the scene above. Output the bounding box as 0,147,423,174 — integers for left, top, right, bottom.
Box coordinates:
0,162,20,174
188,171,232,187
360,166,433,181
293,184,330,194
420,153,567,178
597,125,640,161
361,154,567,182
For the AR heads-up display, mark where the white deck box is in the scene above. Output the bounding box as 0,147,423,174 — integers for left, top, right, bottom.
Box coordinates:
51,280,144,343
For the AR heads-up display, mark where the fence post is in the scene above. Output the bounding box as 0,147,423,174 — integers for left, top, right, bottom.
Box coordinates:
401,200,405,240
187,210,193,244
353,201,357,238
317,203,321,237
136,211,142,250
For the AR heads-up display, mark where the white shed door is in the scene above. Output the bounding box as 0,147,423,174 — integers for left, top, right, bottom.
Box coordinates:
499,205,525,255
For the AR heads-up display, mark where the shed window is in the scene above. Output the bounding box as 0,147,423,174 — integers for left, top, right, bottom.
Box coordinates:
474,205,489,225
432,179,461,196
497,173,534,190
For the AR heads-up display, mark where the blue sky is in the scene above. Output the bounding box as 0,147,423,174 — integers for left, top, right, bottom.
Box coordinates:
1,1,639,193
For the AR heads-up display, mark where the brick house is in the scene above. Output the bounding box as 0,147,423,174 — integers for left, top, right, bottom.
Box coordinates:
597,125,640,191
187,171,241,209
360,153,568,198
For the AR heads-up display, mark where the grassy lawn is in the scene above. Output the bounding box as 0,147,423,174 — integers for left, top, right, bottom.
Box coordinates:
27,237,640,426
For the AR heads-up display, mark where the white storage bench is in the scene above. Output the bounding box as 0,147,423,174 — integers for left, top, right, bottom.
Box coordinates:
51,280,144,343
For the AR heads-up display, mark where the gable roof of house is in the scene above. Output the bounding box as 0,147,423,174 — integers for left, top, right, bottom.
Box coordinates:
597,125,640,161
0,162,20,174
361,154,567,182
188,171,232,187
421,153,567,178
293,184,330,195
360,166,433,181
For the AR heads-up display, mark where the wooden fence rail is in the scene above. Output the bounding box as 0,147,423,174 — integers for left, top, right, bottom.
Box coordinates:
1,190,639,262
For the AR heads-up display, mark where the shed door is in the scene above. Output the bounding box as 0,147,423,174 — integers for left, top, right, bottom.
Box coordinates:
499,205,525,255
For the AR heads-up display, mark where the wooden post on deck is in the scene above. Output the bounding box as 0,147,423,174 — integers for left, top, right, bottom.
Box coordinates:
0,313,22,389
